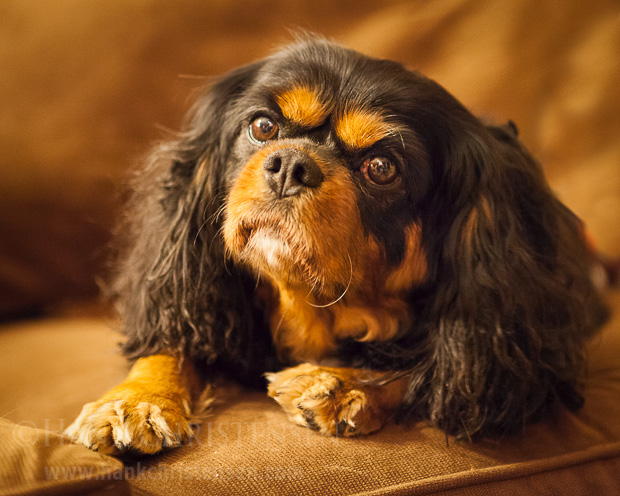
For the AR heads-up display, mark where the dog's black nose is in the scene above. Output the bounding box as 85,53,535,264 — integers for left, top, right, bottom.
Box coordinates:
263,149,324,198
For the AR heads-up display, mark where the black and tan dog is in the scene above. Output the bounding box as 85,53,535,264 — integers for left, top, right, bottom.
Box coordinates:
65,38,607,455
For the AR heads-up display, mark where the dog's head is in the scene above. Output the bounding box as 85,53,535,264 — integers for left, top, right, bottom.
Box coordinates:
117,39,606,436
220,42,436,302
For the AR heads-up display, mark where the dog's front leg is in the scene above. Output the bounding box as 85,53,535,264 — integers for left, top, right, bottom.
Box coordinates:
65,354,204,455
267,364,409,437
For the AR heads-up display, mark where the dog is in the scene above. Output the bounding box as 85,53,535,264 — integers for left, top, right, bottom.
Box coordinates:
65,38,608,455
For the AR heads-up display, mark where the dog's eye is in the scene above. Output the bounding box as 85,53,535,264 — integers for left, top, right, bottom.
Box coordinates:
362,157,398,185
249,116,279,143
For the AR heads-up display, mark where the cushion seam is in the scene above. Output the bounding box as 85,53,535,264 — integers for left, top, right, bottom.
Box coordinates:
352,441,620,496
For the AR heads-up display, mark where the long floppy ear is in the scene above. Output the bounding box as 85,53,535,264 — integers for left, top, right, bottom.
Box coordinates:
113,61,277,382
414,112,607,438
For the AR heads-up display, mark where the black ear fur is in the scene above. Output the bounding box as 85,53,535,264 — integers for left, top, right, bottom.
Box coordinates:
113,61,278,382
408,109,607,438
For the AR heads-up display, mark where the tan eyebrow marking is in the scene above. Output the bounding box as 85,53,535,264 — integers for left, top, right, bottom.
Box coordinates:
335,108,398,150
275,86,329,128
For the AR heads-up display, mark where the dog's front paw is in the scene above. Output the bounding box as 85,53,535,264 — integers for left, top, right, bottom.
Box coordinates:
266,364,385,437
64,394,194,456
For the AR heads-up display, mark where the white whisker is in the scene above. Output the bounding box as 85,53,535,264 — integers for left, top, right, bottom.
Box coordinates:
306,253,353,308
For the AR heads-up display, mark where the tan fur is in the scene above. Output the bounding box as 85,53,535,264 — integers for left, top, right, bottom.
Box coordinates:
275,85,329,128
268,283,337,362
64,355,204,455
334,107,401,150
385,222,428,292
67,107,429,453
267,363,409,436
267,284,416,362
462,195,492,254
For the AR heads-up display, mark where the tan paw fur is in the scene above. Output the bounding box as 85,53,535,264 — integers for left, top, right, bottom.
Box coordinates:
64,394,194,456
266,363,386,437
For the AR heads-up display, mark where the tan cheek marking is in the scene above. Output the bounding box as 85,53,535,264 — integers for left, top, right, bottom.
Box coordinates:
224,139,363,280
335,108,398,150
222,144,282,256
297,155,364,289
275,86,329,128
385,222,428,292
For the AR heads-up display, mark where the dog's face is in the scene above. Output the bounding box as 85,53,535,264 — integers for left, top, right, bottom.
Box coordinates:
221,44,436,301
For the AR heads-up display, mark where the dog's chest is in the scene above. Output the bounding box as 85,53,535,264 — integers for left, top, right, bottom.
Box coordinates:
263,285,411,363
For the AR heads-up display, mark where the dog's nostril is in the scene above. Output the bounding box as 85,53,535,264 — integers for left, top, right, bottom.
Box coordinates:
272,157,282,173
265,156,282,173
293,161,322,188
292,162,306,184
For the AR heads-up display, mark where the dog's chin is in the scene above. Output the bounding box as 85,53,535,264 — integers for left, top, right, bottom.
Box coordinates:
226,222,348,298
228,223,307,284
243,227,294,275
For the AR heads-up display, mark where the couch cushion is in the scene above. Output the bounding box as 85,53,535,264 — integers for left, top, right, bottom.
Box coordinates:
0,419,128,496
0,316,128,433
0,291,619,495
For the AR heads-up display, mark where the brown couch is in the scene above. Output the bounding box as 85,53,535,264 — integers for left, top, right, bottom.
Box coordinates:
1,1,619,494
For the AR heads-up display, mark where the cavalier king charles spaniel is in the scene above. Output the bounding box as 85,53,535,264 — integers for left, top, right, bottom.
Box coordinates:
66,39,608,455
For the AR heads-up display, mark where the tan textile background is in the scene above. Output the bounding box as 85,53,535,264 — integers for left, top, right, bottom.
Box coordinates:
1,291,619,494
1,0,619,316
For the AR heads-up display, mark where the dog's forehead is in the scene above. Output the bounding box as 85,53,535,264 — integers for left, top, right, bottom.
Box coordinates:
258,44,408,150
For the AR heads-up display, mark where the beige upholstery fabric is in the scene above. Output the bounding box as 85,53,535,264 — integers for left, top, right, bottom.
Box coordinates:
0,419,128,496
1,291,619,495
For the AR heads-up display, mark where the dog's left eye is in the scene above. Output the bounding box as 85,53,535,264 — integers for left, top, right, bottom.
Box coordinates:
362,157,399,185
249,116,279,143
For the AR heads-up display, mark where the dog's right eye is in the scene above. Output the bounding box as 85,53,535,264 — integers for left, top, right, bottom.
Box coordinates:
249,116,279,143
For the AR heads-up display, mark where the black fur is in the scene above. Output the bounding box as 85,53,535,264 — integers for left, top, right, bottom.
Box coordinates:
113,39,607,438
